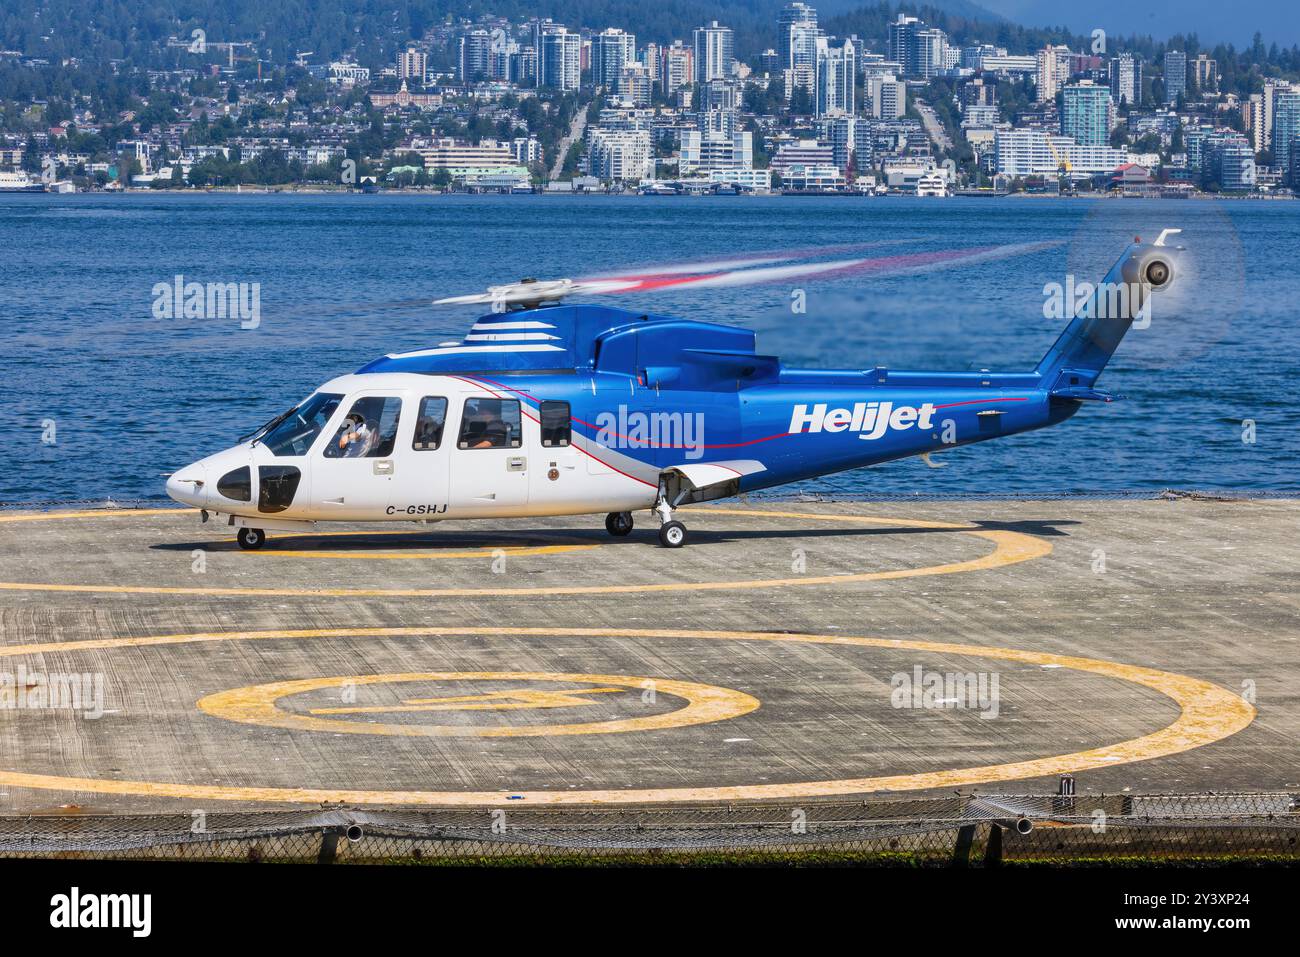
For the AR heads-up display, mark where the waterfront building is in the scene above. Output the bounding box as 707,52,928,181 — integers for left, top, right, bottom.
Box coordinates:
1062,81,1113,147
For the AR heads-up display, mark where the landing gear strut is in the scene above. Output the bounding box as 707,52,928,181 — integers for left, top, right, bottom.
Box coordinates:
654,483,689,548
605,512,634,536
237,527,266,550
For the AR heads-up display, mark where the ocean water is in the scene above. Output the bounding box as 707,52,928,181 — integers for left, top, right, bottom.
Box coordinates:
2,192,1296,502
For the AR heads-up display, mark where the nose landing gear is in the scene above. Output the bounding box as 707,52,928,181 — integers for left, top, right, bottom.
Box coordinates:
236,527,266,550
658,520,688,548
654,488,689,549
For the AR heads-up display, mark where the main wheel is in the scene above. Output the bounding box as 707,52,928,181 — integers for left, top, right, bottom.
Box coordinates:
658,520,688,548
237,527,266,550
605,511,634,536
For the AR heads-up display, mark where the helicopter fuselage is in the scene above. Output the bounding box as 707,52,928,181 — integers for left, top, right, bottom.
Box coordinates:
164,239,1178,547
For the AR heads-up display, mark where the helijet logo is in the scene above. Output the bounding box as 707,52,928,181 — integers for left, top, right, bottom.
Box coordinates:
789,402,937,440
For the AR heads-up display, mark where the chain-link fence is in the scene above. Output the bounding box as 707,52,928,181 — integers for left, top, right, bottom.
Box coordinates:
2,793,1297,865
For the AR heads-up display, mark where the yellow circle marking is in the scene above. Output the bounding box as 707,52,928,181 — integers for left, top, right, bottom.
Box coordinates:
254,544,600,560
0,508,1051,597
0,627,1254,805
198,671,759,737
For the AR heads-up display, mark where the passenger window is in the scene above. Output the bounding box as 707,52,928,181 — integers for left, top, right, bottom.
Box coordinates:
324,396,402,458
458,397,522,450
539,400,571,447
413,397,448,450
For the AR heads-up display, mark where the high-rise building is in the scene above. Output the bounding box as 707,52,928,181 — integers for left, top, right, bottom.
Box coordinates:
867,74,905,120
693,21,735,85
818,114,856,171
1036,45,1073,103
1273,89,1300,183
1245,94,1266,153
1192,54,1218,93
489,37,518,82
459,31,491,83
1062,81,1112,146
538,27,580,91
661,42,693,95
641,43,660,84
887,16,918,70
853,120,875,174
510,48,537,84
887,14,947,79
592,28,636,90
779,3,820,72
618,64,652,105
1163,50,1186,104
816,37,855,116
1108,53,1141,107
1202,133,1256,191
587,128,653,182
961,77,996,108
1260,81,1293,150
397,48,427,84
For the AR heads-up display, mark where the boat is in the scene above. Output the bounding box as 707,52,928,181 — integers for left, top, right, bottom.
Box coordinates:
915,171,949,197
0,171,46,192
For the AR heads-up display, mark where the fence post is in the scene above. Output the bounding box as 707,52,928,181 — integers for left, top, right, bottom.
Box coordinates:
952,824,976,867
983,824,1004,867
317,827,339,865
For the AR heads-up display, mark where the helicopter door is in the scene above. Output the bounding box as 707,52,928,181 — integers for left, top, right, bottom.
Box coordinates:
449,396,529,513
385,395,451,518
311,394,404,520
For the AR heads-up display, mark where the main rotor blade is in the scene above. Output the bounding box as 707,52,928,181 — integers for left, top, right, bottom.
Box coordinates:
581,241,1064,296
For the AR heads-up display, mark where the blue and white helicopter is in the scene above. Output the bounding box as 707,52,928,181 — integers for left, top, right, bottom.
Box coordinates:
166,233,1181,549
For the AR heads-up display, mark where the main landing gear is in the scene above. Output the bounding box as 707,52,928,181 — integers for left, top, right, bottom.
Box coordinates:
605,512,634,536
236,527,266,550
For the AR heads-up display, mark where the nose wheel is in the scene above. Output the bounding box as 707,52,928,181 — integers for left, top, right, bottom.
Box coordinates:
654,490,689,548
604,512,634,536
658,520,688,548
236,527,266,550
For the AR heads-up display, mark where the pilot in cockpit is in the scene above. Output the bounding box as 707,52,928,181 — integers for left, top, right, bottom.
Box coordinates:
336,414,375,457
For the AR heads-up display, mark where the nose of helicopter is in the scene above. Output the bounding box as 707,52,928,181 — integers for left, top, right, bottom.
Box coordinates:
165,463,208,508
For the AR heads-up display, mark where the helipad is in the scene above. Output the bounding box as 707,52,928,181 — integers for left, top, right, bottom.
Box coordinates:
0,498,1294,813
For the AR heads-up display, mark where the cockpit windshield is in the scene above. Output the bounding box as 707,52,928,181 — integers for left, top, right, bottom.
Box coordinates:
259,392,344,457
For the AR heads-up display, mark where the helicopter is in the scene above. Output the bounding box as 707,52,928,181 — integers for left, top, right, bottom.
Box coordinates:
166,233,1182,549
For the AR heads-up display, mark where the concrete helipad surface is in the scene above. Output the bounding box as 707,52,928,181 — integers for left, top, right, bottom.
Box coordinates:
0,498,1295,813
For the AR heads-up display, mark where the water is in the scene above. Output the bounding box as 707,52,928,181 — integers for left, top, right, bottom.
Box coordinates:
2,192,1296,502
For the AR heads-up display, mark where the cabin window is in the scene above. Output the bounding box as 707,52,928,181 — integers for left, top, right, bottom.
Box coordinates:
262,392,343,457
324,396,402,458
539,400,571,447
458,398,522,450
413,397,448,451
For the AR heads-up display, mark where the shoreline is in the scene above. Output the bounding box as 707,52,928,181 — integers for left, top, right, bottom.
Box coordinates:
5,186,1294,201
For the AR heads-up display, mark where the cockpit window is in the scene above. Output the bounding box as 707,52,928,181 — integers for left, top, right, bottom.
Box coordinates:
324,396,402,458
458,398,522,450
261,393,343,457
